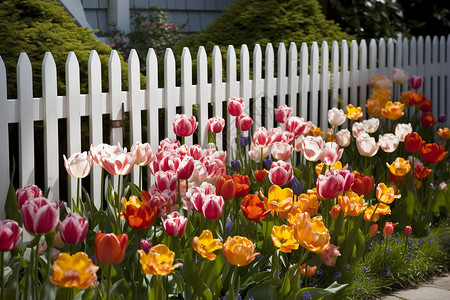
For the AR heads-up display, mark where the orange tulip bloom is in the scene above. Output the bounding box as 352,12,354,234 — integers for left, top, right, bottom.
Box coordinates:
381,101,405,120
300,264,317,277
261,185,293,215
295,192,320,217
345,104,363,120
216,175,237,200
192,230,223,261
290,212,330,253
50,252,98,289
254,169,269,182
240,193,271,221
401,91,426,107
386,157,411,176
367,88,391,117
138,244,182,275
376,183,401,204
330,204,342,220
364,203,391,222
338,191,368,217
420,143,448,164
94,231,128,265
223,236,260,266
414,163,432,179
232,174,250,198
271,225,299,253
303,125,324,137
438,128,450,139
122,196,158,229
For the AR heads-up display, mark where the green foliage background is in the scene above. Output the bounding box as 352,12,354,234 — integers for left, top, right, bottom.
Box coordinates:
0,0,129,99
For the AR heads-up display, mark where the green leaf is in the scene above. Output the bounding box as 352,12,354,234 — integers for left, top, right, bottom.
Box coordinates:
5,166,19,222
245,281,277,300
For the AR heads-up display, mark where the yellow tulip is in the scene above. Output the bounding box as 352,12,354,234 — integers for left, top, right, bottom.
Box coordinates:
49,252,98,289
438,128,450,139
137,244,182,275
376,183,401,204
345,104,363,120
261,185,293,215
338,191,368,217
223,236,259,266
381,101,405,120
289,212,330,253
271,225,299,253
192,230,223,261
386,157,411,176
364,203,391,222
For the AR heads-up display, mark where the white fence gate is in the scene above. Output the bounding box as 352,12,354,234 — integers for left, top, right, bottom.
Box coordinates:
1,35,449,217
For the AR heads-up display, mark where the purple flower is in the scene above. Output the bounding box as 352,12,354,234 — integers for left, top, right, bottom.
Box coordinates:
231,160,242,171
438,114,446,123
335,272,342,280
289,177,303,196
301,291,312,300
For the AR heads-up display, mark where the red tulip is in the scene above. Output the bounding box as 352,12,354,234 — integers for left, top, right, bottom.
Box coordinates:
420,100,432,112
227,97,245,116
240,194,271,221
232,174,250,198
0,220,22,251
369,224,378,237
173,114,198,137
59,213,88,245
94,231,128,265
254,169,268,182
409,76,423,89
16,184,43,209
421,112,437,127
383,222,397,237
215,176,237,200
154,170,178,191
162,211,187,236
404,132,425,153
21,197,59,235
351,172,375,195
420,143,448,164
404,226,412,237
207,116,225,133
268,161,294,186
201,195,224,219
235,114,253,131
177,156,194,180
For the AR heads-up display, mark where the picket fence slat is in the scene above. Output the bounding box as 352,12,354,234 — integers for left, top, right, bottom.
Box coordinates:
2,36,450,210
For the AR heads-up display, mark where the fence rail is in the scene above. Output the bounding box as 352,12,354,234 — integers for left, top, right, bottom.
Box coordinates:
1,35,449,217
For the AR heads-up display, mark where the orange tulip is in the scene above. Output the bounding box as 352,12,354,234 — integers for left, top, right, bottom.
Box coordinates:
122,196,158,229
254,169,269,182
386,157,411,177
232,174,250,198
290,212,330,253
438,128,450,139
50,252,98,289
300,264,317,277
240,193,271,221
295,193,320,217
223,236,260,266
338,191,368,217
303,124,324,137
215,175,237,200
376,183,401,204
271,225,299,253
138,244,182,275
366,88,391,117
330,204,342,220
345,104,363,120
381,101,404,120
94,231,128,265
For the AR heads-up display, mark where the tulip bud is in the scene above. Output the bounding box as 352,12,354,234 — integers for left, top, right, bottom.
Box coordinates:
21,197,59,235
438,114,446,123
269,161,294,186
207,116,225,133
300,264,317,277
328,108,346,126
94,231,128,265
235,114,254,131
16,184,43,209
177,156,194,180
59,213,88,245
140,240,152,254
162,211,188,236
0,220,22,252
335,129,351,147
173,114,198,137
215,176,236,201
63,151,93,179
409,75,423,89
201,195,224,219
383,222,397,237
404,226,412,237
369,224,378,237
38,240,47,256
231,160,242,171
330,205,341,220
227,97,245,116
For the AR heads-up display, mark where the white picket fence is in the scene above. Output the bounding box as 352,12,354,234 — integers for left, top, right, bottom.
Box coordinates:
1,35,449,217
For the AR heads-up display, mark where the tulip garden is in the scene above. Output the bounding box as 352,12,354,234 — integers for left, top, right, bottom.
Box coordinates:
1,70,450,300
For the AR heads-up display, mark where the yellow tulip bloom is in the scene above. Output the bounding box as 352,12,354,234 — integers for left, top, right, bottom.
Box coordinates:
381,101,405,120
438,128,450,139
223,236,260,266
386,157,411,176
289,212,330,253
271,225,299,253
376,183,401,204
261,185,293,214
345,104,363,120
49,252,98,289
192,230,223,261
137,244,182,275
364,203,391,222
338,191,368,217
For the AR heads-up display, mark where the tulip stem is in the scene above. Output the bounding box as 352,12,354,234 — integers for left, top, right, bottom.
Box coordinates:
304,265,308,288
100,168,105,211
139,166,142,190
116,175,122,235
35,242,40,300
77,177,82,215
106,264,112,300
230,265,238,299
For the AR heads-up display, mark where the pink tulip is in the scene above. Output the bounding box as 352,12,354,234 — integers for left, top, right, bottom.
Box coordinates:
409,75,423,89
59,213,88,245
162,211,188,236
252,127,272,148
90,143,122,168
248,144,271,162
274,105,293,123
316,169,344,199
404,226,412,237
328,108,346,126
188,145,203,160
392,68,408,84
362,118,380,133
21,197,59,235
63,151,93,179
177,156,194,180
269,161,294,186
394,123,412,142
208,116,225,133
383,222,398,237
299,136,326,162
155,170,178,191
285,116,307,137
16,184,43,209
320,142,343,165
335,129,351,148
352,122,365,138
227,97,245,116
337,169,354,191
131,142,155,166
0,220,22,251
320,244,341,267
147,187,177,217
187,183,216,213
270,128,294,145
173,114,198,137
356,133,379,157
102,151,136,176
369,224,378,237
201,194,224,219
271,142,293,161
140,240,152,254
379,134,399,153
158,138,181,153
235,114,253,131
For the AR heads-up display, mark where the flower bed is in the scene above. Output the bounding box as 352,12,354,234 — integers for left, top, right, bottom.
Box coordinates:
1,70,449,299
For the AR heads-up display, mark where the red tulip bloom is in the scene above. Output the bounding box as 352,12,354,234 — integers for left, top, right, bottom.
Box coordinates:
351,172,375,196
420,143,448,164
254,169,268,182
420,100,432,112
215,175,236,200
421,112,437,127
414,162,432,179
94,231,128,265
404,132,425,153
59,213,88,244
383,222,398,237
232,174,250,198
0,220,22,251
21,197,59,235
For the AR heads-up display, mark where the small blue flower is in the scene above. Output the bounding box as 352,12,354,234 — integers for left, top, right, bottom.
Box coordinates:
231,160,241,171
335,272,342,280
385,265,390,276
385,248,391,254
344,264,350,273
363,267,367,272
290,177,303,196
316,268,323,275
346,165,353,172
301,291,312,300
226,217,233,235
235,136,251,146
263,158,273,170
426,228,430,235
429,239,433,244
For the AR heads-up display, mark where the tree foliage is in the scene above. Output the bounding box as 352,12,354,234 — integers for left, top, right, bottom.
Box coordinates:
0,0,129,99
